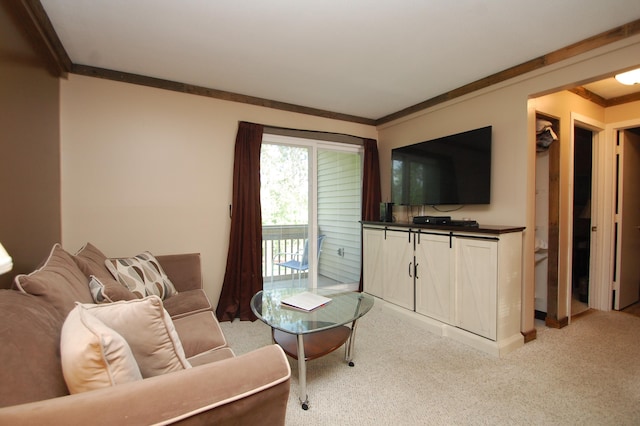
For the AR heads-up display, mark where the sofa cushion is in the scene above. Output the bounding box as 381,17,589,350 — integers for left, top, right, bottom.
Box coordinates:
162,288,212,319
155,253,203,292
105,252,178,300
187,347,236,367
173,311,228,358
74,242,137,302
13,244,93,317
81,296,191,378
60,305,143,394
0,290,69,407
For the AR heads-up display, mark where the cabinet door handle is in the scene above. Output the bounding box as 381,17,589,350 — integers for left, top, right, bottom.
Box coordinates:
414,262,419,279
408,262,413,278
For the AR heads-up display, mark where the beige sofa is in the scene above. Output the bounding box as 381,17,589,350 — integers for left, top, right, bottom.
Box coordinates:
0,243,290,425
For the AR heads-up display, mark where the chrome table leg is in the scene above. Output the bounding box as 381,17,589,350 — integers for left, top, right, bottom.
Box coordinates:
345,319,360,367
297,334,309,410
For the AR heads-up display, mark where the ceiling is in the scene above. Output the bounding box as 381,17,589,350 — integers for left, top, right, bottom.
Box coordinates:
39,1,640,122
581,77,640,100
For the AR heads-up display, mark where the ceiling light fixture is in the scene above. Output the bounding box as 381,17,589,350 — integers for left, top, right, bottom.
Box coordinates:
614,68,640,85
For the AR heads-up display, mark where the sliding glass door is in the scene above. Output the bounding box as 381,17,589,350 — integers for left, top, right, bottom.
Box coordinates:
261,134,362,290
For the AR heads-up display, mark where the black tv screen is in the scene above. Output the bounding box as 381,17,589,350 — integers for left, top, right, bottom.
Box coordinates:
391,126,492,205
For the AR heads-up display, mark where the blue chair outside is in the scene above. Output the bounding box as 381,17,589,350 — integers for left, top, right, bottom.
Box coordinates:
272,235,326,286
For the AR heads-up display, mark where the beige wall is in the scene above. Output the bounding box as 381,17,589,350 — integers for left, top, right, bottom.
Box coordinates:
378,34,640,334
530,91,606,321
605,100,640,123
0,4,61,288
58,32,640,331
59,74,376,308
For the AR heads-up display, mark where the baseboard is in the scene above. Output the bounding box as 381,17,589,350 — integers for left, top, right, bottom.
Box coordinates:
545,315,569,329
521,328,537,343
376,298,523,356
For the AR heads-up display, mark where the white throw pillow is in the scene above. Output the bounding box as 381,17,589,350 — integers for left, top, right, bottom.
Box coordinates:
60,305,143,394
80,296,191,378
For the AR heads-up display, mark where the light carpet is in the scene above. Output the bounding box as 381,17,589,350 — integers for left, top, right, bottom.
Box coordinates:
220,302,640,425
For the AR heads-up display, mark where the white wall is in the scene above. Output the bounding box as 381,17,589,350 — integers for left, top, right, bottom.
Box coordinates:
60,74,376,308
377,34,640,334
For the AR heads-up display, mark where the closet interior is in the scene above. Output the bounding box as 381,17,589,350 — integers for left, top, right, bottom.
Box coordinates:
534,113,560,324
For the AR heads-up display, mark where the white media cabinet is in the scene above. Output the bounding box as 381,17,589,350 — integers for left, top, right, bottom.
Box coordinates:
362,221,525,356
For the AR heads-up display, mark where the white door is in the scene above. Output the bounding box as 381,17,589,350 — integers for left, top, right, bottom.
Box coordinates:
317,149,362,286
614,130,640,310
362,227,385,298
415,232,453,323
261,135,362,290
454,237,498,340
383,230,414,310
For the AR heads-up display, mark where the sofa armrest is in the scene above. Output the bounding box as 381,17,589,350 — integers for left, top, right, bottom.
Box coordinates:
156,253,203,292
0,345,291,426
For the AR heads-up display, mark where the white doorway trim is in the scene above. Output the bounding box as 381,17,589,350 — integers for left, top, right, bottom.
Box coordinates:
568,113,606,315
604,118,640,310
261,133,363,289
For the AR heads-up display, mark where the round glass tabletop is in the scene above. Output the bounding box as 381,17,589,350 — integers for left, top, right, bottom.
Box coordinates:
251,288,374,335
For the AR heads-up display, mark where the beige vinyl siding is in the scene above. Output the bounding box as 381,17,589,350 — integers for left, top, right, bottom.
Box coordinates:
317,150,362,284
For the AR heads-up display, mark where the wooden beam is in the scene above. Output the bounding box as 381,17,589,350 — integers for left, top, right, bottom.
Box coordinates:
13,3,640,125
71,64,377,126
4,0,72,77
568,87,608,107
376,18,640,125
606,91,640,107
569,86,640,108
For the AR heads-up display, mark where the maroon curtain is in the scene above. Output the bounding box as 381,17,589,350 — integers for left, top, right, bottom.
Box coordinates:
359,138,382,291
216,122,264,321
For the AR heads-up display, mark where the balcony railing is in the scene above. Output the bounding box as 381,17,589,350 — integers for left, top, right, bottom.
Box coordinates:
262,224,308,281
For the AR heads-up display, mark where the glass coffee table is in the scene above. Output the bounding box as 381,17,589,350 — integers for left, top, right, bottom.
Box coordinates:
250,288,374,410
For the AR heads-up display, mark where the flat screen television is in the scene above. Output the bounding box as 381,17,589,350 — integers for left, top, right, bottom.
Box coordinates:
391,126,492,205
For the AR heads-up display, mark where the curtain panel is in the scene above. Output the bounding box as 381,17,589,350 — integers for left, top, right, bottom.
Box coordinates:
359,138,382,291
216,122,264,321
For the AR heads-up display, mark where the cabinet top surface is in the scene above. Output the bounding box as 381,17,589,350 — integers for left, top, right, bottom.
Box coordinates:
362,221,525,235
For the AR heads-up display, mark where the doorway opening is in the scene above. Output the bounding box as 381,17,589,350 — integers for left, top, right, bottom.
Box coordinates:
571,126,592,317
614,127,640,311
260,134,363,292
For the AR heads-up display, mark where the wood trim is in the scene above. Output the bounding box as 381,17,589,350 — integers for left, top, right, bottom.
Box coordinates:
608,91,640,106
547,120,560,327
571,87,640,107
376,18,640,125
568,87,608,108
13,5,640,125
545,315,569,329
5,0,72,76
521,328,537,343
71,64,377,126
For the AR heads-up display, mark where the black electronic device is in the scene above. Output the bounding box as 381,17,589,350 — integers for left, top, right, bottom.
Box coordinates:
391,126,492,206
449,220,479,228
412,215,451,225
379,202,394,222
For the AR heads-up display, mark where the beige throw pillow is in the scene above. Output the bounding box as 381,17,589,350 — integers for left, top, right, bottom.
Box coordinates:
61,305,143,394
105,252,178,300
13,244,93,317
81,296,191,378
